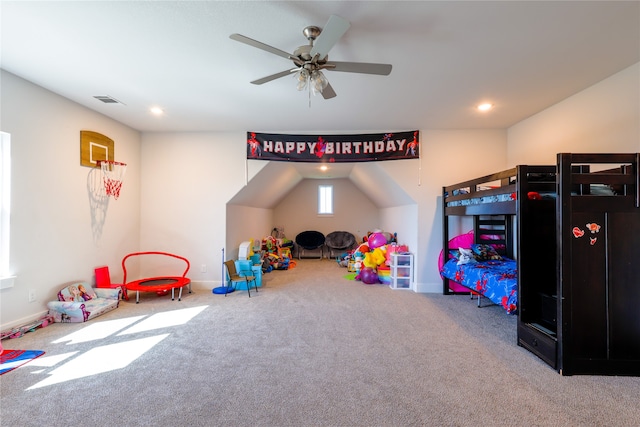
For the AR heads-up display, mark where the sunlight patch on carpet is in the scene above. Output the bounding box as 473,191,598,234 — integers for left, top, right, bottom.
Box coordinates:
117,305,208,335
27,334,168,389
23,352,78,369
53,316,145,345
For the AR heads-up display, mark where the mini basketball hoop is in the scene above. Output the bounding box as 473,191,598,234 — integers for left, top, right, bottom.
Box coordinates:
98,160,127,200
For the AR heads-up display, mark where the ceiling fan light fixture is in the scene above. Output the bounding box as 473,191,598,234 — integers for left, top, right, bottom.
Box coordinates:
311,70,328,94
295,69,310,91
230,14,392,102
294,68,327,95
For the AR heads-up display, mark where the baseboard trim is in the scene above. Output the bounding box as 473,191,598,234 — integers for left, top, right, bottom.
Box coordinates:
1,309,49,333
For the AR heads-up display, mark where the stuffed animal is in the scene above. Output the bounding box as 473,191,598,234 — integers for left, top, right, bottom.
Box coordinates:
371,246,386,266
457,247,477,265
363,252,377,269
355,242,370,254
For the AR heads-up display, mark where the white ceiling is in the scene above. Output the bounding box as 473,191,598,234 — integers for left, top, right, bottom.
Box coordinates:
2,1,639,135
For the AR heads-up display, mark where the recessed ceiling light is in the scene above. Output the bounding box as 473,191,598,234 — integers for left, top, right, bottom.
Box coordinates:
477,103,493,111
150,107,164,115
320,165,328,171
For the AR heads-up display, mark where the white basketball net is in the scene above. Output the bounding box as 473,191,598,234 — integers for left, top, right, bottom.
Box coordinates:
99,161,127,200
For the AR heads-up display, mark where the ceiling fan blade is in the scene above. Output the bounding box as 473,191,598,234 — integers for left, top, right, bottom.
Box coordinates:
310,15,350,61
230,33,295,60
250,69,298,85
321,82,337,99
326,61,392,75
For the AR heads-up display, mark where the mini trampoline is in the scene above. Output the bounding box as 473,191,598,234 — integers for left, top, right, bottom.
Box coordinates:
122,252,192,304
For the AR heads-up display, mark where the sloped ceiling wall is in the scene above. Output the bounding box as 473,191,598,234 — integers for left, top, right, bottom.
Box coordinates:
228,161,303,208
348,163,415,208
228,161,414,209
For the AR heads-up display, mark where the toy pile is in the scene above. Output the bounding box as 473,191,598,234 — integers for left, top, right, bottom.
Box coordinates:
337,231,409,285
260,235,295,272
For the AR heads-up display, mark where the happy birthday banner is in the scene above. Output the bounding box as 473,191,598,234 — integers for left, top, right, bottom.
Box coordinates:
246,131,419,163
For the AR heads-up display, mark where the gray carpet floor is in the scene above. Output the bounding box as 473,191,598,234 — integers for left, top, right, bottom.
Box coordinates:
1,259,639,426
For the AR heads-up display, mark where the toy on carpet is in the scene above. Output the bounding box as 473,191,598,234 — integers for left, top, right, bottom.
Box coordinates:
377,265,391,284
214,248,235,294
0,314,54,340
261,234,294,270
359,267,380,284
331,230,408,287
353,256,363,273
337,253,350,267
367,232,387,249
364,230,397,246
363,252,376,269
336,230,409,287
368,247,387,267
356,242,370,254
0,349,46,375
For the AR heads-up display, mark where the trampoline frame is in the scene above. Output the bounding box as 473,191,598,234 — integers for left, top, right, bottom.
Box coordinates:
122,252,192,304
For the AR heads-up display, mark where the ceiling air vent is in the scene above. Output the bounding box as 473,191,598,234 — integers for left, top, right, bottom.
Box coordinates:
93,95,124,105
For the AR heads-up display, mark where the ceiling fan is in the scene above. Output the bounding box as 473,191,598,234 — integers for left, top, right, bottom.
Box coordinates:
229,15,392,100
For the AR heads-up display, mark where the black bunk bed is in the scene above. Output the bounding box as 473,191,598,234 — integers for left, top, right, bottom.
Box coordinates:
441,153,640,376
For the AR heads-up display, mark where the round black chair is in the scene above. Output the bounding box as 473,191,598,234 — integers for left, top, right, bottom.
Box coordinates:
325,231,357,259
295,231,325,259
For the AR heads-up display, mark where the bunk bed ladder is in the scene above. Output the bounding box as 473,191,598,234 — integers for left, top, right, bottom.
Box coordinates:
472,215,512,308
474,215,512,258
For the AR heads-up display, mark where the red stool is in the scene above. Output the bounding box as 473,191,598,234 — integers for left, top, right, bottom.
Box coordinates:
94,266,128,301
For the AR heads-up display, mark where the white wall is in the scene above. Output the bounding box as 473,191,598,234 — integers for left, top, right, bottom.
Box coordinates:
226,204,273,260
0,70,141,329
273,177,380,242
508,63,640,162
139,131,246,288
379,204,418,288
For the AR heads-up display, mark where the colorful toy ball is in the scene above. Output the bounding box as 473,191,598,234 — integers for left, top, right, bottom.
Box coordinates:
368,232,387,249
360,267,380,284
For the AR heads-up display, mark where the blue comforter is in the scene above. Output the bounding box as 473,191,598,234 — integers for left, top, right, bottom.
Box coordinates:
441,258,518,314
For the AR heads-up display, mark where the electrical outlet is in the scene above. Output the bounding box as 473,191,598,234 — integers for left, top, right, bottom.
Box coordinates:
28,289,36,302
201,264,207,273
